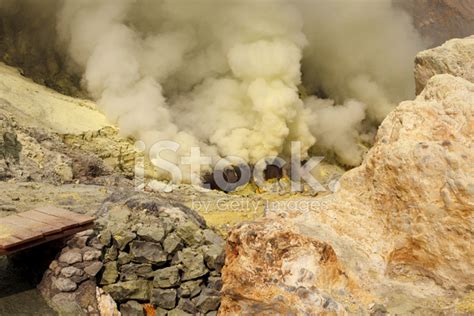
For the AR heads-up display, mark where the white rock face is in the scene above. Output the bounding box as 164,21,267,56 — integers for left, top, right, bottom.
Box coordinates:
415,35,474,94
221,76,474,314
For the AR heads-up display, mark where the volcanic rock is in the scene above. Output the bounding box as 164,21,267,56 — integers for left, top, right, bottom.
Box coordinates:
120,300,145,316
178,280,202,298
415,35,474,93
118,252,133,265
53,277,78,292
60,266,84,278
162,233,183,254
176,298,196,314
176,221,204,246
137,224,165,243
201,244,225,272
150,288,177,310
100,261,119,285
84,261,103,277
103,280,151,302
152,266,181,288
58,250,82,265
120,263,153,281
194,288,221,313
176,248,208,281
129,241,167,264
113,231,137,251
83,249,102,261
221,73,474,314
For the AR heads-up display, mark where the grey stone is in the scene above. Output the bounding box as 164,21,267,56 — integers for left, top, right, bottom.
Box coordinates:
53,277,77,292
104,244,119,262
83,249,102,261
166,309,192,316
67,235,88,248
202,244,225,272
120,300,144,316
178,280,202,298
137,225,165,243
154,307,168,316
206,312,217,316
103,280,151,302
177,298,197,314
89,236,105,250
194,289,220,313
163,233,182,254
207,276,222,291
120,263,152,281
113,231,137,250
150,288,177,310
99,230,112,246
118,251,132,265
152,266,180,288
61,266,84,278
71,273,89,284
100,261,118,285
120,272,138,281
176,221,203,246
51,293,83,315
202,229,224,246
159,216,176,234
177,248,208,281
84,261,103,277
130,241,167,264
58,250,82,264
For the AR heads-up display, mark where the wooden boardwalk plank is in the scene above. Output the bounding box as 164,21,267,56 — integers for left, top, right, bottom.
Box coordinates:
35,206,94,225
17,210,79,230
0,222,42,247
0,222,94,256
0,207,95,254
0,236,24,249
2,215,62,235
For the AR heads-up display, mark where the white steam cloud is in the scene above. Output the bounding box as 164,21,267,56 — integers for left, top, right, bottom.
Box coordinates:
4,0,426,182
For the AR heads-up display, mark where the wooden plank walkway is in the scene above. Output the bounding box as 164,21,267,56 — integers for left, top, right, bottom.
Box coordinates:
0,206,95,256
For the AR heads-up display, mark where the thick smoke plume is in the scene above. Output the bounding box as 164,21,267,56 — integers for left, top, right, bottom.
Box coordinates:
0,0,425,182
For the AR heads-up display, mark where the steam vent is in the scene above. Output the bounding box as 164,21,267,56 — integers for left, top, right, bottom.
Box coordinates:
0,0,473,315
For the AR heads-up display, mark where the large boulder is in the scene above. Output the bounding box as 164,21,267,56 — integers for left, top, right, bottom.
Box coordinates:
220,74,474,315
415,35,474,94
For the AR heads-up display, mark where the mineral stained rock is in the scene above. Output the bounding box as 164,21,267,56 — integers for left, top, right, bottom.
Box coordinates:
415,35,474,94
221,74,474,314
